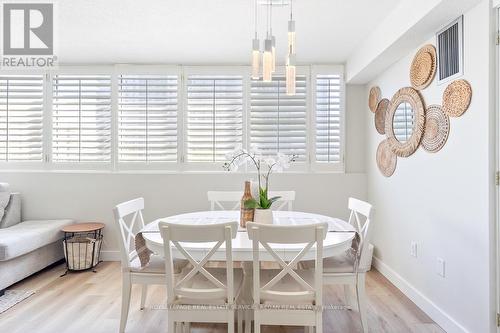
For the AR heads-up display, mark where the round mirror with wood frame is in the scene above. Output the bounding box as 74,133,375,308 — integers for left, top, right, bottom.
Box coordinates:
385,87,425,157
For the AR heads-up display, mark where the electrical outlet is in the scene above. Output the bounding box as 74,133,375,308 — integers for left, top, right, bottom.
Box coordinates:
436,257,445,277
410,242,418,258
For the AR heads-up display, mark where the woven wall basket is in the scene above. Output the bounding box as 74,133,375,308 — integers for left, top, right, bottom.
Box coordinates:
377,139,397,177
410,44,437,90
375,98,390,135
369,86,381,113
442,79,472,117
385,87,426,158
421,105,450,153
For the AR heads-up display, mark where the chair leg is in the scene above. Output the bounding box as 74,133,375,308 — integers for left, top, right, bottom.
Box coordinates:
119,274,132,333
253,309,260,333
167,316,175,333
140,284,148,310
316,310,323,333
245,309,252,333
356,274,368,333
344,284,355,310
228,311,235,333
237,309,243,333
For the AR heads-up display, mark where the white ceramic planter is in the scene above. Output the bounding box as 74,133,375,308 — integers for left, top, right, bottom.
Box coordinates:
253,208,273,224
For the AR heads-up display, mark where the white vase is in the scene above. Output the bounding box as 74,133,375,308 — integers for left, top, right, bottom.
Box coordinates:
253,208,273,224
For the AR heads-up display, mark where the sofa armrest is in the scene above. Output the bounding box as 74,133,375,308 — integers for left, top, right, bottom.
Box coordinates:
1,193,21,228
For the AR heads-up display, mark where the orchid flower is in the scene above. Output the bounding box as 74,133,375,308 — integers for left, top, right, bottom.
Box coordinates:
223,148,298,209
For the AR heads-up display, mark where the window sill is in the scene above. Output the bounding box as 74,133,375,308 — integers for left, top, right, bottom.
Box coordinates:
0,168,346,175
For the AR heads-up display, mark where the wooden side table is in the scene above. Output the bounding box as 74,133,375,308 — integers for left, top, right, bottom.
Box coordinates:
61,223,105,276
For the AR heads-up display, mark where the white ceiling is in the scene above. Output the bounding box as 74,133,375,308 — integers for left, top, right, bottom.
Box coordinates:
55,0,401,65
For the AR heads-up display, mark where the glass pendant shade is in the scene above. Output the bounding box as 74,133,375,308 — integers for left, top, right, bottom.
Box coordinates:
288,20,296,54
286,53,296,95
252,38,260,80
263,38,273,82
271,35,276,73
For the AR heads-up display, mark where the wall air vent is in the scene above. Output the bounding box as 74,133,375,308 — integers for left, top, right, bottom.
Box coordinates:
436,16,463,84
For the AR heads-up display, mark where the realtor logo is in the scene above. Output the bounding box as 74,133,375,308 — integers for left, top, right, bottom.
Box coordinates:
1,3,57,68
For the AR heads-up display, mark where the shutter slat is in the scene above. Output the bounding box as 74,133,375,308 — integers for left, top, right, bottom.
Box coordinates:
0,75,44,161
393,102,414,142
250,76,307,160
186,75,243,162
315,74,342,163
52,74,112,162
118,74,178,163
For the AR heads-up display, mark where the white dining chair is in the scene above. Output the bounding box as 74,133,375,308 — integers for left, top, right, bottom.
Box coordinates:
113,197,168,333
321,197,373,333
159,220,243,333
246,222,328,333
207,190,295,211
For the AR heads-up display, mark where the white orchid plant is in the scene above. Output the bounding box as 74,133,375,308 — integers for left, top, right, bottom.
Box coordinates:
223,147,297,209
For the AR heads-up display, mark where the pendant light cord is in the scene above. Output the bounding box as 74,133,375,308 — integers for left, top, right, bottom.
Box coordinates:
266,0,270,38
270,0,273,36
254,0,258,38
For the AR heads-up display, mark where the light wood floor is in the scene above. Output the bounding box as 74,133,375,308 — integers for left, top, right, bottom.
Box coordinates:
0,262,444,333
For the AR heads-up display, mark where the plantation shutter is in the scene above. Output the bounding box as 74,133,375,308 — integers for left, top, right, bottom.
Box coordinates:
393,102,414,142
186,75,243,162
315,74,342,163
0,75,44,162
118,75,178,162
52,74,112,162
250,75,307,160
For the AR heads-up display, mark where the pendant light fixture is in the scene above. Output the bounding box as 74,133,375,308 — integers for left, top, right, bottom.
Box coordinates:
286,50,296,95
262,0,273,82
254,0,296,83
286,0,296,95
251,0,260,79
271,36,276,73
263,37,273,82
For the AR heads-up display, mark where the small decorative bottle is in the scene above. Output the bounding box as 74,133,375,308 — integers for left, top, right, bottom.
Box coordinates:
240,181,255,228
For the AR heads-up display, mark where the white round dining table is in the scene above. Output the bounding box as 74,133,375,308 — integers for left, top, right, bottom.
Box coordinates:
141,210,356,262
142,210,355,333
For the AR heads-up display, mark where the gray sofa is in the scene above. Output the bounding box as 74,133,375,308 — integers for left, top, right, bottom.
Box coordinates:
0,193,74,295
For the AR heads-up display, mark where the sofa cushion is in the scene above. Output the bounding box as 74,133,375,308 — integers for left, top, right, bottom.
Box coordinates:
0,183,11,226
0,219,74,261
0,193,21,229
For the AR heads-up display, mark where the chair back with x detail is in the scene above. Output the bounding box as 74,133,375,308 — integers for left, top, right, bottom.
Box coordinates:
159,221,239,333
246,222,328,333
113,197,147,270
347,197,373,271
114,198,166,333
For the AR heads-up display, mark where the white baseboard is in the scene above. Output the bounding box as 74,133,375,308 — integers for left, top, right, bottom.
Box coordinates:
372,256,469,333
100,250,121,262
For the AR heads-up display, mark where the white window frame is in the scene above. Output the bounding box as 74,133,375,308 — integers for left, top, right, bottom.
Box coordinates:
114,65,182,172
0,64,346,174
310,65,345,173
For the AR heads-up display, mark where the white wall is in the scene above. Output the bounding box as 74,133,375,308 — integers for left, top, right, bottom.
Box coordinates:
1,83,367,257
3,172,365,255
365,1,496,332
